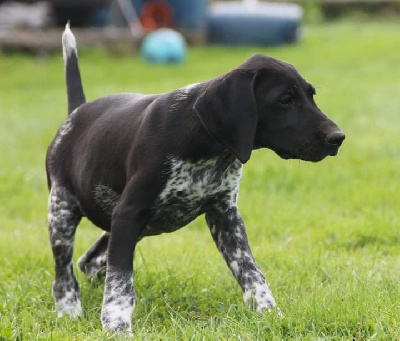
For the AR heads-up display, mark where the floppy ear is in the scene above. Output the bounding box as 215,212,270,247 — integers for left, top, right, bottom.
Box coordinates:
194,70,258,163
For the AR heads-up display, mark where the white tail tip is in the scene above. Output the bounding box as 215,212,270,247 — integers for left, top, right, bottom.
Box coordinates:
62,21,77,62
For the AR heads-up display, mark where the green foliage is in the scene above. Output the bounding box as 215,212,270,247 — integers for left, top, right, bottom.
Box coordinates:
0,21,399,339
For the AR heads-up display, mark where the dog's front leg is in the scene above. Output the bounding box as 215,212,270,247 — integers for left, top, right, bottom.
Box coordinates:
100,178,155,333
101,203,150,333
206,207,277,312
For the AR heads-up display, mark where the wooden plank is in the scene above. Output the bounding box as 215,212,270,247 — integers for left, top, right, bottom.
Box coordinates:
0,26,206,54
0,27,140,53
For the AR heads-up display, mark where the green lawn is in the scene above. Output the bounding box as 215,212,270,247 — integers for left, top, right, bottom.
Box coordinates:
1,20,399,340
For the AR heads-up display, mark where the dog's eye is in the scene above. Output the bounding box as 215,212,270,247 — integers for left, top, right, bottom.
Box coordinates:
279,95,292,105
278,90,295,105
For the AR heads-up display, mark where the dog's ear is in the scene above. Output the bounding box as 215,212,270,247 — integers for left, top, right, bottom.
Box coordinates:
194,70,258,164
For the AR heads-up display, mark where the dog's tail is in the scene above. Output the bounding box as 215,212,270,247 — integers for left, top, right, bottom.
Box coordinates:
62,22,86,115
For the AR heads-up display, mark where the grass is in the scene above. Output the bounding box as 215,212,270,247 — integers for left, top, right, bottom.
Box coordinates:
1,20,399,340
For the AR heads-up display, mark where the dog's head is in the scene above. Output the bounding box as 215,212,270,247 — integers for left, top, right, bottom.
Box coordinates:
194,54,345,163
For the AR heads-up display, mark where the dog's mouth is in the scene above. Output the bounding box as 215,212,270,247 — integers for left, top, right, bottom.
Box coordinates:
275,145,341,162
329,146,340,156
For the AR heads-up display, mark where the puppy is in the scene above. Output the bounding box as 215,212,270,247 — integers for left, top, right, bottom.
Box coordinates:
46,24,345,332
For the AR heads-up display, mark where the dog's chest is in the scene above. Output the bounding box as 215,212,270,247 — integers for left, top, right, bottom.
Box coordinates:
143,155,242,237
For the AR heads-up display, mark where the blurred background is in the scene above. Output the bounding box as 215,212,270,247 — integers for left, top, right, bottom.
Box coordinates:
1,0,400,57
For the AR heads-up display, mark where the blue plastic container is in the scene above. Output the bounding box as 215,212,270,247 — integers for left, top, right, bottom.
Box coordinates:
207,2,303,45
168,0,208,29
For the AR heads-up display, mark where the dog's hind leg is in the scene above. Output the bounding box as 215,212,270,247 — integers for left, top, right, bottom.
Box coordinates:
48,184,82,317
77,232,109,279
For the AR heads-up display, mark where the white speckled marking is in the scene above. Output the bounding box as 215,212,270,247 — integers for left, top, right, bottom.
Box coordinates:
244,282,276,313
143,152,242,237
206,206,280,315
55,280,83,318
101,271,135,332
233,248,242,259
160,154,241,204
48,182,82,319
230,260,240,276
182,82,199,93
170,83,200,112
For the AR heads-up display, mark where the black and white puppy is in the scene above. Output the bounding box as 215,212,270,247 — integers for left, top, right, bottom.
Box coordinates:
46,24,345,332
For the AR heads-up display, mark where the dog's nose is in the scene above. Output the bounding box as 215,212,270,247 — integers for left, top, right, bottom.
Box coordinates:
326,131,345,146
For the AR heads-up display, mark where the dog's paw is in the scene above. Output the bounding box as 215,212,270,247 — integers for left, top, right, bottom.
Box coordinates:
103,323,133,335
53,281,83,318
102,318,132,334
56,296,83,318
101,301,134,334
83,263,107,279
77,254,107,279
243,283,279,314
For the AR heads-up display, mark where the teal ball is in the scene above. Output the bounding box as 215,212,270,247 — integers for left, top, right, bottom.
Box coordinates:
141,29,187,64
